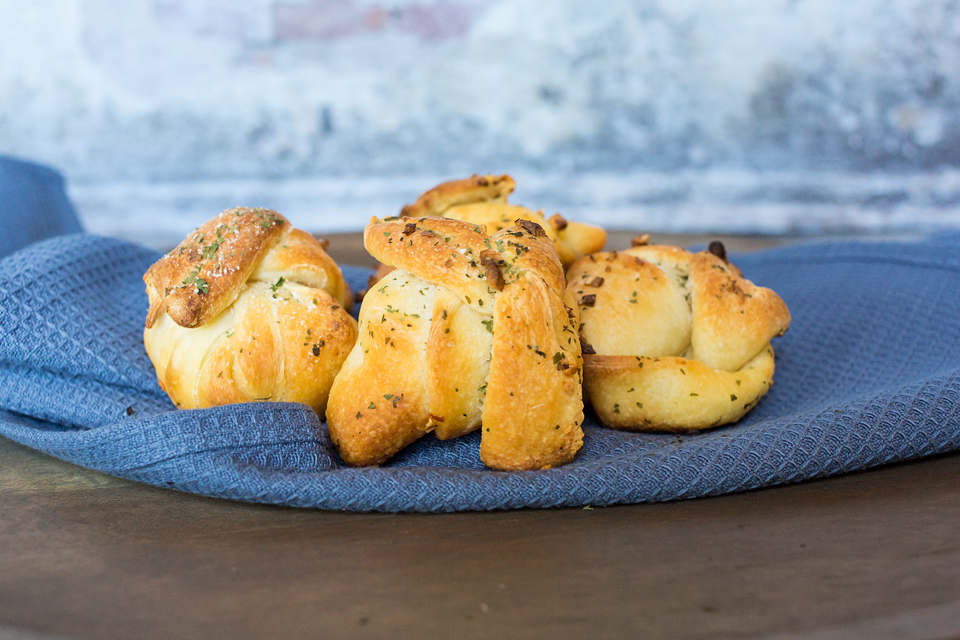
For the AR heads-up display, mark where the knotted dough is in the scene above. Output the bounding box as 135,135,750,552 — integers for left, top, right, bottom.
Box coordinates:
568,242,790,431
327,216,584,471
143,207,357,414
400,174,606,267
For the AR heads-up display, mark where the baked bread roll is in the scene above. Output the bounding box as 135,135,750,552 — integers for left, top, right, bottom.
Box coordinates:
327,216,584,471
569,240,790,431
143,207,357,414
400,174,606,267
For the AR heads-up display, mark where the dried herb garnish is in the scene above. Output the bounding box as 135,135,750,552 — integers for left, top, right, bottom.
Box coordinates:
580,336,596,355
548,213,568,231
708,241,727,262
181,268,209,294
516,219,546,238
479,252,505,291
202,235,224,259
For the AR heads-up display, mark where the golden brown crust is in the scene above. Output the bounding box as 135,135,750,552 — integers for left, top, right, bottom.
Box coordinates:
480,272,583,470
398,175,606,267
144,208,289,329
399,174,515,218
328,216,583,471
557,222,608,264
143,209,357,414
567,251,691,357
250,228,352,309
582,347,776,432
688,251,791,371
364,216,496,311
568,244,790,431
426,287,491,440
325,269,434,465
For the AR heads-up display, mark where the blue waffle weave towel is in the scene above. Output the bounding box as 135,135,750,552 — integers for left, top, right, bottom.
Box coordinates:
0,155,82,259
0,161,958,511
1,232,958,511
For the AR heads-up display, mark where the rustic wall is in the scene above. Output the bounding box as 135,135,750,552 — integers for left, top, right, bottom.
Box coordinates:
1,0,959,247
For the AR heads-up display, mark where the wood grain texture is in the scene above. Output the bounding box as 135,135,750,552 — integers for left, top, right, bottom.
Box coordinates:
3,434,960,640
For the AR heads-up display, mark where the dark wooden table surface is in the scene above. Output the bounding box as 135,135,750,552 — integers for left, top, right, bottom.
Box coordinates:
2,231,957,640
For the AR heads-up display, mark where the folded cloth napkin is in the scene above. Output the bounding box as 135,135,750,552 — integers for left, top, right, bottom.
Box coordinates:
0,155,83,259
0,230,958,512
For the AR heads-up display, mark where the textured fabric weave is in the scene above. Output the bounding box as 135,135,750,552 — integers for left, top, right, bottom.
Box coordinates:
0,155,83,259
0,232,958,512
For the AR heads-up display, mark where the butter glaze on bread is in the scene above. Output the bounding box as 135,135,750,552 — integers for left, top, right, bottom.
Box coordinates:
143,207,357,413
568,243,790,431
326,216,584,471
399,175,606,267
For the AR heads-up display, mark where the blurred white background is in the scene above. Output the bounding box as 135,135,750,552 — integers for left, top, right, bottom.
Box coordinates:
2,0,960,248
